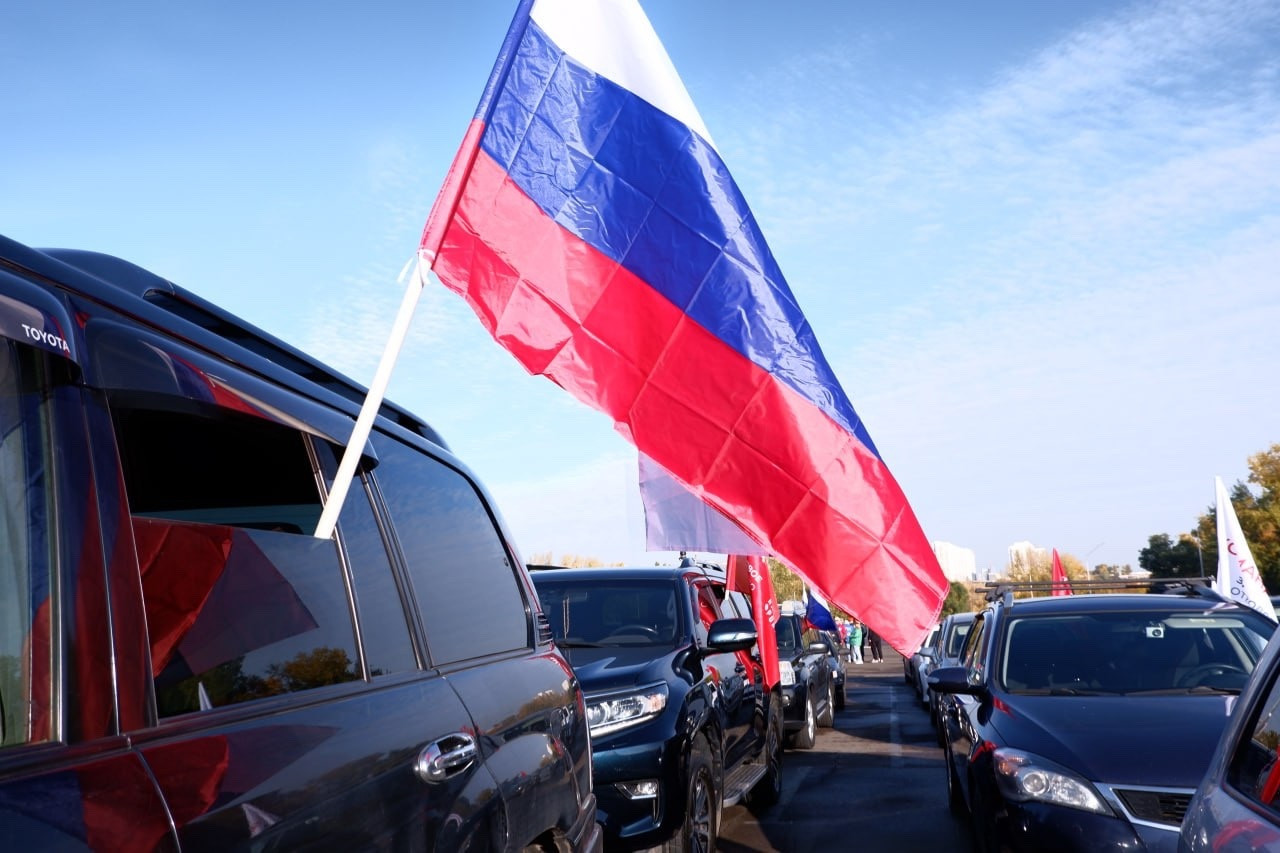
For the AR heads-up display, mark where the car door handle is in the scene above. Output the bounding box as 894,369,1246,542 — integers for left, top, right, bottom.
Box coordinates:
415,733,478,784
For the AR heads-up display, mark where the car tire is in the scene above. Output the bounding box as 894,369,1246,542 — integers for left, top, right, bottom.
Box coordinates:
663,735,717,853
817,683,835,728
745,696,783,813
791,694,817,750
835,680,846,711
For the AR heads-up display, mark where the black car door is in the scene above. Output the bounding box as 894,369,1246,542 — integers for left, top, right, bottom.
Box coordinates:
86,327,504,849
694,580,754,768
946,613,990,810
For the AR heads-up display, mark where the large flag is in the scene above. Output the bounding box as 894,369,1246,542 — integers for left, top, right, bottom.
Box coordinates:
638,452,766,555
1051,548,1072,596
417,0,947,652
728,554,780,688
1215,476,1277,621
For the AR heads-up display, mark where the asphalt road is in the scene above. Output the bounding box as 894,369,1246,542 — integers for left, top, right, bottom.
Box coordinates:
719,651,973,852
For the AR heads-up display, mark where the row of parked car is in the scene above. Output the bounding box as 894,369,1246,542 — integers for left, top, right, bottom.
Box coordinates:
0,234,854,851
529,567,849,849
906,580,1280,852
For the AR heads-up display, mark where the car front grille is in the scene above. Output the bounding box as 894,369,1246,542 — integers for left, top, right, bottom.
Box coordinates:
1112,788,1193,827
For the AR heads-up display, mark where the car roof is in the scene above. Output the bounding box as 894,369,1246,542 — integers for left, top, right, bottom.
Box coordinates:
527,565,724,583
992,593,1253,617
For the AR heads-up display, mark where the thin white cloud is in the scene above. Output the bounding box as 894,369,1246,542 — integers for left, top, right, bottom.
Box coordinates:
698,0,1280,568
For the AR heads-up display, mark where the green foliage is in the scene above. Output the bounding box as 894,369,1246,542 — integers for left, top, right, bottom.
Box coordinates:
1137,533,1202,578
767,557,804,604
939,581,972,617
1092,563,1133,579
1146,443,1280,592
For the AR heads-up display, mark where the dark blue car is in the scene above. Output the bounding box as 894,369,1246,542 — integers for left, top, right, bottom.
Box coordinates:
931,581,1273,852
531,565,782,851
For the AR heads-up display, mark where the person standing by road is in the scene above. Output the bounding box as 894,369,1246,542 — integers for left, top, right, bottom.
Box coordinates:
849,619,864,664
868,627,883,663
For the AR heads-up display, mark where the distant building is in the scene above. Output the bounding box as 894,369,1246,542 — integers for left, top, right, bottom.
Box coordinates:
1007,541,1048,570
932,541,977,583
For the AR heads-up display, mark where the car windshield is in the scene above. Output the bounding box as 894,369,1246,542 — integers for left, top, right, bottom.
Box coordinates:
774,616,803,652
999,609,1274,695
534,579,682,646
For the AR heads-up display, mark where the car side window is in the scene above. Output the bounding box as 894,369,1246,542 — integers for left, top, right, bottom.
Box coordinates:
370,434,529,665
694,583,720,629
108,392,361,715
725,589,752,620
1225,662,1280,812
961,614,989,680
0,341,57,746
318,446,418,677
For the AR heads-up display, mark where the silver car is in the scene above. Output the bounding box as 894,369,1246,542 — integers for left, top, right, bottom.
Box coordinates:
926,612,976,741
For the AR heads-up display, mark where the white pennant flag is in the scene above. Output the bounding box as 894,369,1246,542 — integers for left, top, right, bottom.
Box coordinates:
1215,476,1277,621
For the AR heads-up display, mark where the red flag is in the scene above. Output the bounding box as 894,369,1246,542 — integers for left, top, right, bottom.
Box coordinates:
1051,549,1072,596
729,555,780,688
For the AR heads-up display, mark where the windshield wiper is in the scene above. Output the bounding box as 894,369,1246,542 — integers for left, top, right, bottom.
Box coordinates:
1122,685,1242,696
556,640,604,648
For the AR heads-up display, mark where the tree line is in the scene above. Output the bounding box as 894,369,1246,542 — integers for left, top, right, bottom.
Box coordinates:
1138,443,1280,591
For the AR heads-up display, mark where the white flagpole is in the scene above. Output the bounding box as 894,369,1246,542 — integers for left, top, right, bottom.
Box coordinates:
313,252,432,539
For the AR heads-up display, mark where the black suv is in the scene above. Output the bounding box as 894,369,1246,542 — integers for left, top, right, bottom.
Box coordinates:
775,602,837,749
531,565,783,851
931,580,1274,852
0,236,600,852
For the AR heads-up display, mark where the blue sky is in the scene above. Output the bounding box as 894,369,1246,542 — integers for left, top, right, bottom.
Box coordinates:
4,0,1278,573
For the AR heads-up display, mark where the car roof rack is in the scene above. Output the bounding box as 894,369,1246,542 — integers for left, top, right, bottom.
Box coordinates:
983,577,1221,606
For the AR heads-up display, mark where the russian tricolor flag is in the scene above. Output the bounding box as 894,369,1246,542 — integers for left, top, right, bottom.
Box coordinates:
420,0,946,652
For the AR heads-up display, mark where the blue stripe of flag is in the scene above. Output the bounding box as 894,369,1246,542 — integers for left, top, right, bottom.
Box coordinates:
481,20,879,458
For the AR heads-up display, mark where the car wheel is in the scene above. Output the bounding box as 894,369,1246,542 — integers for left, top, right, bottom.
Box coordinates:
746,697,783,812
663,735,717,853
835,680,846,711
818,682,835,728
791,693,817,750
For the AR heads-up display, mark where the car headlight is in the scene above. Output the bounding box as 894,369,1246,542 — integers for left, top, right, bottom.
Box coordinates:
586,683,668,737
778,661,796,686
992,748,1111,814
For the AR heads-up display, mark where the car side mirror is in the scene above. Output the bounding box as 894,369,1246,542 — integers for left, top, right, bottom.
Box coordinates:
707,618,757,653
917,648,935,659
928,665,984,696
808,642,829,654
